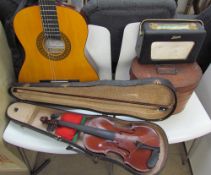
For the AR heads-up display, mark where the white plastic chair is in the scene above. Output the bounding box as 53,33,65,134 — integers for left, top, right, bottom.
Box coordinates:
115,22,140,80
115,22,211,144
85,25,112,80
184,65,211,175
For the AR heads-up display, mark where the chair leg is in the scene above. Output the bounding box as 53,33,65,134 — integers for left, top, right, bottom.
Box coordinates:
107,162,114,175
182,139,200,165
17,147,51,175
30,158,51,175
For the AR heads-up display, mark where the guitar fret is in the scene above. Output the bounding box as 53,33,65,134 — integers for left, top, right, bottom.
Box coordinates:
39,0,61,38
43,14,57,16
44,28,60,33
44,35,61,40
41,16,58,20
43,23,58,26
45,34,61,38
44,30,60,32
44,28,60,31
44,29,60,32
47,33,61,36
40,4,55,7
43,19,58,21
42,9,56,12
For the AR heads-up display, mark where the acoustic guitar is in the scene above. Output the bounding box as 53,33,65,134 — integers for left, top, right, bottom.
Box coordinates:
14,0,99,82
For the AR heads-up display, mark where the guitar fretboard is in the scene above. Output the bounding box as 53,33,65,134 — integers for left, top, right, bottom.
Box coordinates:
39,0,61,40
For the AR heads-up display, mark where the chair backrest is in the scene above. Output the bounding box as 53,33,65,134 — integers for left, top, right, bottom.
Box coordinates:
196,64,211,116
85,25,112,80
82,0,177,73
115,22,140,80
0,21,15,134
196,6,211,72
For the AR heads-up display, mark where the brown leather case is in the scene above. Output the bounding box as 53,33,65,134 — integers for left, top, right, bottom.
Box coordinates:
130,58,202,114
7,102,169,175
10,78,177,121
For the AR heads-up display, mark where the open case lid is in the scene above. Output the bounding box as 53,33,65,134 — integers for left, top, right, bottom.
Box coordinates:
7,102,169,175
10,78,177,121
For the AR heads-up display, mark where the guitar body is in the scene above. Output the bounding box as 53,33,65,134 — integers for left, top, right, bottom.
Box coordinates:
14,5,99,82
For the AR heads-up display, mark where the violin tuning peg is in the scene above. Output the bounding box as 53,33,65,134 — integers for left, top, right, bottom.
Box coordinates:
51,113,60,119
47,124,55,132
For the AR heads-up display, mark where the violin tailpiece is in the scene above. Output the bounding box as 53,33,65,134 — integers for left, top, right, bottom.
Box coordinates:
136,141,160,169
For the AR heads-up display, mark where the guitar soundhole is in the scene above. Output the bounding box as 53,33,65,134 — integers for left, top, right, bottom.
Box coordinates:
36,32,71,61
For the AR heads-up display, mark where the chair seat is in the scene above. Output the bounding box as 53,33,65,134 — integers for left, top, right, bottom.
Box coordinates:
3,109,100,154
116,93,211,144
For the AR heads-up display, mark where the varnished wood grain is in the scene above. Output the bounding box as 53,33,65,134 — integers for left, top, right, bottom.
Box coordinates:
14,5,99,82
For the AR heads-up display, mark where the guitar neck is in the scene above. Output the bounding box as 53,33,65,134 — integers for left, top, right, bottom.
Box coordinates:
58,120,115,140
38,0,61,39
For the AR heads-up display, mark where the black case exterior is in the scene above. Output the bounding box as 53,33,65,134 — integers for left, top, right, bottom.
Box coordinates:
136,19,206,64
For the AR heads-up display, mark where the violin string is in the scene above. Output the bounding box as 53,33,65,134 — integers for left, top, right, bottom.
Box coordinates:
48,117,160,153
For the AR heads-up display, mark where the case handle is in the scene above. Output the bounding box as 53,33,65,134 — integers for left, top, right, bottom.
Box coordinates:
156,65,177,75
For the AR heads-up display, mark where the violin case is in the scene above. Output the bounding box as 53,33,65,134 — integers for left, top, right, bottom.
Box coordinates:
10,78,176,120
7,78,177,175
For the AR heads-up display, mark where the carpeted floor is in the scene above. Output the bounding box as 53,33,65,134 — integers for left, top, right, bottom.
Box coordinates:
34,143,192,175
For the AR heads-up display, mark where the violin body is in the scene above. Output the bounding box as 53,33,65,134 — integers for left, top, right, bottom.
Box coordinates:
84,117,160,172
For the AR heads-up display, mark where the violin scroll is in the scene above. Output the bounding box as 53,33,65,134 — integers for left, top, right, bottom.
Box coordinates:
40,116,58,132
40,116,49,123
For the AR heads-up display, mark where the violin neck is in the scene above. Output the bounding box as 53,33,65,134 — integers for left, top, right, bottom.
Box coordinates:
58,120,115,140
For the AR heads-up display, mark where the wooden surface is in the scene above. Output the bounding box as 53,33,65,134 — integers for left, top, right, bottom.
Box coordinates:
0,22,32,175
14,5,99,82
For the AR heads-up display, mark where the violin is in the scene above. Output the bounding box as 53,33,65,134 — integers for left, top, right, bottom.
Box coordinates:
41,116,160,172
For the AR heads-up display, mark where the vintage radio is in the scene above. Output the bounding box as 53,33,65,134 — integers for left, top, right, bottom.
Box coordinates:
136,19,206,64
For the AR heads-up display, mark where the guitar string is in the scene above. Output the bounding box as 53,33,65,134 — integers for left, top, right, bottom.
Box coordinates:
46,0,57,81
41,0,56,81
40,0,54,81
50,0,60,81
47,0,58,80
